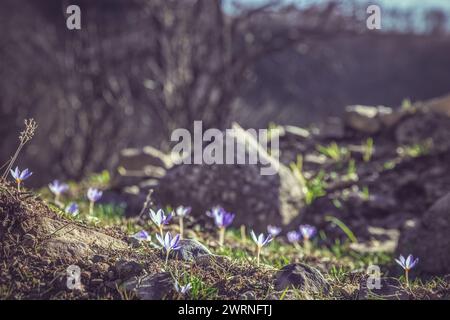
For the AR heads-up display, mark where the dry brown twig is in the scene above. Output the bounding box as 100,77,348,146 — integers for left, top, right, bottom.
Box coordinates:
1,118,37,181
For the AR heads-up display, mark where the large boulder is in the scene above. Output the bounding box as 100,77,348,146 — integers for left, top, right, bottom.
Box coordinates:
396,192,450,275
153,124,305,229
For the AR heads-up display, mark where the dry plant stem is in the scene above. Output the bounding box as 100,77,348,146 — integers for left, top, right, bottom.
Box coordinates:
1,118,37,181
138,189,154,219
219,227,225,246
2,144,24,181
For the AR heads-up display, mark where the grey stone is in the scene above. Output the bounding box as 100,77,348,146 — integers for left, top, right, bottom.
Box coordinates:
154,123,305,229
115,260,144,280
123,272,174,300
111,146,171,190
344,105,402,134
239,291,256,300
397,192,450,275
92,254,108,263
173,239,212,262
275,263,329,294
344,105,384,134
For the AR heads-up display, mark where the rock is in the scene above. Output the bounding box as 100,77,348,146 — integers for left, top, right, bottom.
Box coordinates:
358,277,409,300
420,94,450,118
126,235,143,248
36,216,128,261
274,263,329,294
118,146,171,171
396,192,450,275
345,105,398,134
111,146,171,190
92,254,108,263
123,272,174,300
239,291,256,300
154,123,305,228
114,260,144,280
173,239,212,262
93,262,111,274
395,112,450,152
350,227,399,253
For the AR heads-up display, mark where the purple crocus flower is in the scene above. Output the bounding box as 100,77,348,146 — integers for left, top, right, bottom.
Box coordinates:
156,232,181,252
65,202,79,217
206,206,223,218
267,225,282,237
175,206,191,218
207,206,235,246
299,224,316,241
156,232,181,266
10,167,32,190
87,187,102,215
132,230,151,242
395,254,419,271
87,188,103,202
149,209,173,234
207,206,235,228
395,254,419,286
174,282,192,295
287,231,301,243
49,180,69,196
250,230,273,266
250,231,273,248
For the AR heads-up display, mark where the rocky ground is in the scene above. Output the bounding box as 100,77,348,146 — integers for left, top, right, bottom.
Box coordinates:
1,95,450,300
0,181,448,300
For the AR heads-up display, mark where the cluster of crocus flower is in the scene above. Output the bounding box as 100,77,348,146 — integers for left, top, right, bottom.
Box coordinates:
250,231,273,266
10,172,424,287
207,206,235,246
395,254,419,286
49,180,69,206
87,187,103,215
10,167,32,191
